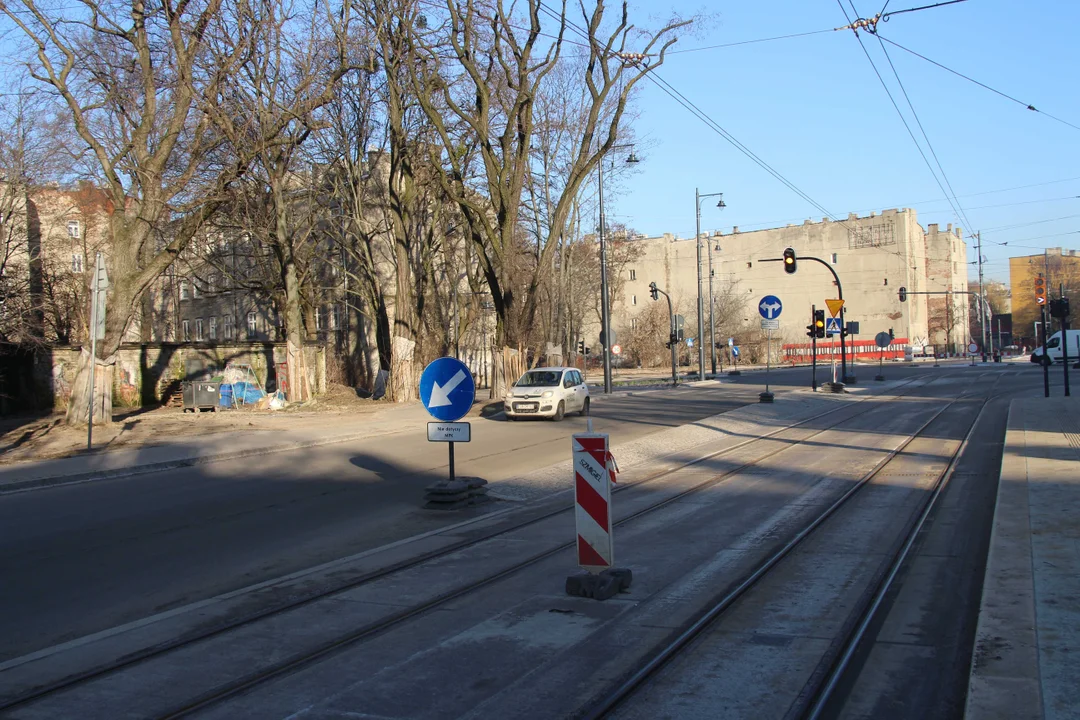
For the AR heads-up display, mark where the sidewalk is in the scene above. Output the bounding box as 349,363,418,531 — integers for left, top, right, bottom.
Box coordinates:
0,401,435,493
965,396,1080,720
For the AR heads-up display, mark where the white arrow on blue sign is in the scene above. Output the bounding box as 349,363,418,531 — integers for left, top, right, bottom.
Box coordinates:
419,357,476,422
758,295,783,320
825,317,842,335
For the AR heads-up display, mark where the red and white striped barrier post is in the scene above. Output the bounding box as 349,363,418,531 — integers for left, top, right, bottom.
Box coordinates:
566,432,632,600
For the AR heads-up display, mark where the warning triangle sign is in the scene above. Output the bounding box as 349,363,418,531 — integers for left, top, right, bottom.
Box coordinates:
825,299,845,317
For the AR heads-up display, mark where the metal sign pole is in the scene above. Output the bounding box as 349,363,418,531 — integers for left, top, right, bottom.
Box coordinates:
87,275,98,450
449,441,455,482
811,305,818,392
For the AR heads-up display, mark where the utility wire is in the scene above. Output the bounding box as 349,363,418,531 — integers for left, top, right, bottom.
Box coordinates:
668,28,836,55
835,0,970,232
875,33,973,230
876,35,1080,132
882,0,970,19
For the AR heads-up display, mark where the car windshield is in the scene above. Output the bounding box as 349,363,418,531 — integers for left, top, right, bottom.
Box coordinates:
516,370,562,387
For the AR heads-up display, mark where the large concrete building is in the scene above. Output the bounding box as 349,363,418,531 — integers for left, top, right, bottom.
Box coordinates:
609,208,970,360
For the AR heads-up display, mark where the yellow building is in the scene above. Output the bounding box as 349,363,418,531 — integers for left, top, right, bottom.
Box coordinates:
1009,248,1080,343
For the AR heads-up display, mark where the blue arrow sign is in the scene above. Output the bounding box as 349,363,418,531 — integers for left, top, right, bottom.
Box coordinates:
419,357,476,422
825,317,842,335
758,295,783,320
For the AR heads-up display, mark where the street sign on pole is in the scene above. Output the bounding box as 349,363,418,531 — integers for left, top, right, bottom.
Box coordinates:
420,357,476,484
876,332,893,348
825,317,842,335
758,295,783,319
611,344,622,356
727,337,734,347
760,318,780,330
419,357,476,423
427,422,471,442
825,298,844,317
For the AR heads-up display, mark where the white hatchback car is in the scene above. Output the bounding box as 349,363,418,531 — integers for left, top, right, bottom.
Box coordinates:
504,367,590,421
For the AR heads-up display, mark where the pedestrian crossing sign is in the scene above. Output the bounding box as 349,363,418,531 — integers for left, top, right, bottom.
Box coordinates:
825,317,842,335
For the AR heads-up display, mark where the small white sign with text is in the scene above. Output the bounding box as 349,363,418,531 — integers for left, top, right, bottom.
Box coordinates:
427,422,471,443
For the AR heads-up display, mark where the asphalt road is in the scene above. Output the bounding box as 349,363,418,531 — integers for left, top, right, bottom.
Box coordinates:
0,360,1054,669
0,380,767,662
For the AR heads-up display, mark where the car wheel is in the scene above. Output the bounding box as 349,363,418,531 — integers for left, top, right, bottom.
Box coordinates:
580,398,590,417
552,401,564,422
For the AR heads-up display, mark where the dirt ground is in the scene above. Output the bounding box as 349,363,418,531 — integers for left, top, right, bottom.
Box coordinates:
0,383,390,466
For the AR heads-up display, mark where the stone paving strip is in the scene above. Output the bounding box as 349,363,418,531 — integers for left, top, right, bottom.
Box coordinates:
965,396,1080,720
0,377,940,718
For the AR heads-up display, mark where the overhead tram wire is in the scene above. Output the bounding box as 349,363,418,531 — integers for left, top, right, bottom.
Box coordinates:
835,0,973,234
875,35,1080,133
875,33,973,230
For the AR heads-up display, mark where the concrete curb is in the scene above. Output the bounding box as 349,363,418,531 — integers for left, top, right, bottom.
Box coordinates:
964,401,1042,720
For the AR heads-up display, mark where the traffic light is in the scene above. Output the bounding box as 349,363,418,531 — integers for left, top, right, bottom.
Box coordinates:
649,282,659,301
783,247,797,274
577,339,585,354
1034,274,1047,306
806,322,815,338
889,327,894,340
814,309,826,338
898,286,907,303
1049,297,1070,319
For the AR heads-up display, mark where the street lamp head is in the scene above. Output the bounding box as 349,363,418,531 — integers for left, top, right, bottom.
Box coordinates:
625,151,639,164
716,195,726,209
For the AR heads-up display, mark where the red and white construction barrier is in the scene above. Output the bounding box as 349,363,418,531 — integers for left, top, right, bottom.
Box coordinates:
572,433,617,572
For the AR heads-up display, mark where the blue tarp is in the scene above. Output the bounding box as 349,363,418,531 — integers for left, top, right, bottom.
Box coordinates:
219,382,265,407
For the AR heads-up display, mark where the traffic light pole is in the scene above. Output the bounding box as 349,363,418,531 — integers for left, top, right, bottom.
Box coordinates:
762,254,850,383
1060,283,1070,397
811,305,818,391
1040,305,1050,398
651,283,678,386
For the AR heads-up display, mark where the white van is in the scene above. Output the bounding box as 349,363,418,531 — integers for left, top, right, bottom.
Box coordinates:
1030,329,1080,365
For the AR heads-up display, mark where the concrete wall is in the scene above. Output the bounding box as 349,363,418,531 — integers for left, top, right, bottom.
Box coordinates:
39,342,327,411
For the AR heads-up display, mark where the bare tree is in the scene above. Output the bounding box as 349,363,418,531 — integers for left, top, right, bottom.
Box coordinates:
406,0,688,395
1,0,353,422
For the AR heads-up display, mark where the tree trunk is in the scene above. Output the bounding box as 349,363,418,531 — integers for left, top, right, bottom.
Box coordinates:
283,258,307,402
65,348,115,425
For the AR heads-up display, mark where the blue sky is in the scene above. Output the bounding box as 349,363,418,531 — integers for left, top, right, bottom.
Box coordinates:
605,0,1080,283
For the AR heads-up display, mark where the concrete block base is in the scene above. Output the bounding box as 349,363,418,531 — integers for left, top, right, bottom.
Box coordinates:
758,391,774,403
822,382,846,393
565,568,633,601
875,374,885,381
424,476,489,510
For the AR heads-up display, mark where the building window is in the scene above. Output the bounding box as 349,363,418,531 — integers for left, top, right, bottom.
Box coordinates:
628,269,636,281
631,318,638,330
315,307,323,331
181,319,190,341
330,305,340,331
179,279,190,301
247,311,258,339
195,318,204,341
66,220,80,238
831,253,838,264
631,294,637,306
208,316,217,340
884,278,888,286
224,315,234,340
746,262,752,269
191,280,199,298
71,254,84,273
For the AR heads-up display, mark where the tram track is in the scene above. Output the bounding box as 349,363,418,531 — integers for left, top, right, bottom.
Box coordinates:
0,372,978,719
580,373,1011,720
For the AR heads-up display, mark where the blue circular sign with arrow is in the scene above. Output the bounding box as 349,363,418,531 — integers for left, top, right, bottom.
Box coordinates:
419,357,476,422
758,295,783,320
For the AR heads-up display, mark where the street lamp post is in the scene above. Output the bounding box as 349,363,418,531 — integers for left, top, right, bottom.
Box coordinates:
694,189,725,380
597,143,638,394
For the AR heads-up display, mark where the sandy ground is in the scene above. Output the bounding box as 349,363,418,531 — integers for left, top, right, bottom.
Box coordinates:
0,383,389,465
